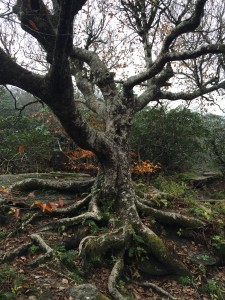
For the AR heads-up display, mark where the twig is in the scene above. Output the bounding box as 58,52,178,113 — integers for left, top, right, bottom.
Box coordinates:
45,265,76,283
132,280,178,300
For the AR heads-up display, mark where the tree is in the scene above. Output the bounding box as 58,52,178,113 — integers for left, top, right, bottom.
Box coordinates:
203,114,225,173
0,85,16,116
132,107,206,172
1,1,225,298
0,115,54,173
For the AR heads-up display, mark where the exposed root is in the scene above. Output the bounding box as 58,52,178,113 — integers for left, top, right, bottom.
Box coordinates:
20,194,92,230
45,265,76,283
1,242,32,262
52,194,92,215
39,211,102,231
78,226,131,259
39,196,102,231
132,280,178,300
30,233,53,253
108,251,126,300
9,178,94,193
134,222,190,276
136,198,206,228
21,212,41,228
28,233,53,267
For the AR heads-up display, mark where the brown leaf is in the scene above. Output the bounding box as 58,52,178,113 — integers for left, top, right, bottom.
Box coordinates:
28,20,39,31
18,144,24,154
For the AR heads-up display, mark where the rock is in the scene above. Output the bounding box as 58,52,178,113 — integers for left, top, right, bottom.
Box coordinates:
188,251,220,266
189,172,221,188
68,284,109,300
137,256,169,276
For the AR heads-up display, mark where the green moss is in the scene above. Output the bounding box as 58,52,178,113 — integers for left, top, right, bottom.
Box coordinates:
143,231,190,275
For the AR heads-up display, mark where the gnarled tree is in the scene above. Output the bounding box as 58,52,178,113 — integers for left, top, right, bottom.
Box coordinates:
1,0,225,298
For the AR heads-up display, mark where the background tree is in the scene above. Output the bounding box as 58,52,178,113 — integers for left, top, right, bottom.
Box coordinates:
203,114,225,174
1,1,225,298
0,115,54,173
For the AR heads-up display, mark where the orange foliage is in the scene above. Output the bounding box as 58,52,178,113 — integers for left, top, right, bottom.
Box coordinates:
18,144,24,154
64,148,95,160
32,199,64,212
64,148,97,175
132,160,160,174
64,148,159,177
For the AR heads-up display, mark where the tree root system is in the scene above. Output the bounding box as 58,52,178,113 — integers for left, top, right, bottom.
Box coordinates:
1,180,221,300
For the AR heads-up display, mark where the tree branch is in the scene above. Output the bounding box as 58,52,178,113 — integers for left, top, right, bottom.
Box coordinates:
168,44,225,61
13,0,56,61
124,44,225,90
160,79,225,101
0,48,47,99
71,47,118,98
70,60,105,115
162,0,207,51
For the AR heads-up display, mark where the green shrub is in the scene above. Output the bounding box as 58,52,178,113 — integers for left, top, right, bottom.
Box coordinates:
131,107,206,172
0,115,54,173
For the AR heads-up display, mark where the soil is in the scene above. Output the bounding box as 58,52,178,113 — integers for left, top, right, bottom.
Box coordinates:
0,173,224,300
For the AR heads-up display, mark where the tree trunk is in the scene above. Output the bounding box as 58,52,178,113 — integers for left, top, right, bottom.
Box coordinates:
86,142,189,276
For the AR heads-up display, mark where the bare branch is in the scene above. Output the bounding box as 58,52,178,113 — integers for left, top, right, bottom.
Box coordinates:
70,60,105,115
0,48,47,99
159,79,225,101
3,85,44,115
162,0,207,51
124,43,225,90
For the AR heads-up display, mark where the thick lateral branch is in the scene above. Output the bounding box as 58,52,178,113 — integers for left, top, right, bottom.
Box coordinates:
124,44,225,90
159,79,225,101
53,1,87,61
71,47,118,100
162,0,207,51
136,199,206,228
71,61,105,115
0,48,46,98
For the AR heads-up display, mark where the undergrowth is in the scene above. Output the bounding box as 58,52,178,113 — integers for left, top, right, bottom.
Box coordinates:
0,264,26,299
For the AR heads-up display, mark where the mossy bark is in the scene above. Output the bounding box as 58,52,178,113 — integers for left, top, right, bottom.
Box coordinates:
81,146,190,276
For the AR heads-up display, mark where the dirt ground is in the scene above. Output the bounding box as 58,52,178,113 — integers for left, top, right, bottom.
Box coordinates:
0,173,224,300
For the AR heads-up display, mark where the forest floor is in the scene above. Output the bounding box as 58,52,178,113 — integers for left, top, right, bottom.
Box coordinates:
0,173,224,300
